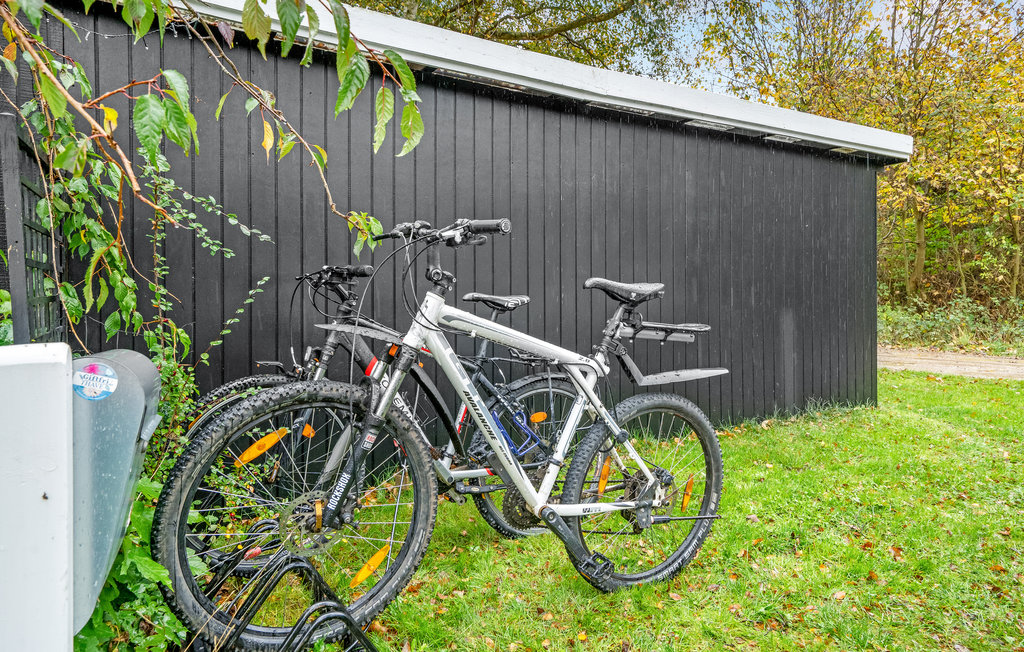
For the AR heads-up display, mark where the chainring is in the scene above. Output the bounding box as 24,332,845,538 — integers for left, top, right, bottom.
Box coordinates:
501,468,548,529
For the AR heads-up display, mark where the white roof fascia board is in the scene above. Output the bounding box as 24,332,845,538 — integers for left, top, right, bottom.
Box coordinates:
191,0,913,160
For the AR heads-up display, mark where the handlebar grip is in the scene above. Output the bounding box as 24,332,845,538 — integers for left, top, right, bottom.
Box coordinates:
349,265,374,277
467,219,511,235
372,232,398,242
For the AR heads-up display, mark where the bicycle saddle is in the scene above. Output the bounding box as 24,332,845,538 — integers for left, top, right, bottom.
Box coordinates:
584,278,665,306
462,292,531,312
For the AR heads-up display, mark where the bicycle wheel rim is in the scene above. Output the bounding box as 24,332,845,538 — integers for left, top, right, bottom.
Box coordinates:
573,404,718,583
173,399,427,638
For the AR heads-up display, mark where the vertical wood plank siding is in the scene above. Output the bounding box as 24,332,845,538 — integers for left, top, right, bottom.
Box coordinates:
31,6,880,423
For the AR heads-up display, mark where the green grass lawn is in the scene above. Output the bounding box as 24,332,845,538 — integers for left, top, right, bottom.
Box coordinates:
353,370,1023,651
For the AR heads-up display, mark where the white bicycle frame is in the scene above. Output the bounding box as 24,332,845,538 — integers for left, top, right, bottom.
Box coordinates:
376,290,661,518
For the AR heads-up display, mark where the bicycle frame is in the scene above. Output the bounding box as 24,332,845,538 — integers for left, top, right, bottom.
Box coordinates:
375,290,660,520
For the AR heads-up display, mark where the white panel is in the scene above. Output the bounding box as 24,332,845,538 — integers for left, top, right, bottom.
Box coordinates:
192,0,913,160
0,343,74,650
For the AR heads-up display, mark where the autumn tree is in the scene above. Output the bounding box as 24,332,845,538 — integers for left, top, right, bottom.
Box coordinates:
347,0,687,75
692,0,1024,310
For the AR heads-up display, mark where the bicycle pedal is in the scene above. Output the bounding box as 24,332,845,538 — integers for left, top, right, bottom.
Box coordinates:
445,489,467,504
579,552,614,581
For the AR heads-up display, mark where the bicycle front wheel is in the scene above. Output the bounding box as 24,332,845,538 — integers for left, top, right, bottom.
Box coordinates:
561,393,722,592
152,381,437,650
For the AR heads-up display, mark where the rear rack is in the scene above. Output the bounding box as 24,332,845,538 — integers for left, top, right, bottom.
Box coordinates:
618,320,711,344
614,319,728,386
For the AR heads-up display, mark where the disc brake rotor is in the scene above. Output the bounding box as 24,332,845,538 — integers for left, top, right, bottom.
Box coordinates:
278,491,343,557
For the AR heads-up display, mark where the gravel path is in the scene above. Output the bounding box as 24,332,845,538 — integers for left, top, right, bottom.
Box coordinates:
878,345,1024,380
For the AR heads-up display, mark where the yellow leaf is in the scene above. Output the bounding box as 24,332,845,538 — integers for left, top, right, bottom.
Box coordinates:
261,119,273,162
100,104,118,133
2,42,16,62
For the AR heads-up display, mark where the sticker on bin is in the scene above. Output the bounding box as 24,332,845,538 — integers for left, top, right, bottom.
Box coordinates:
73,363,119,400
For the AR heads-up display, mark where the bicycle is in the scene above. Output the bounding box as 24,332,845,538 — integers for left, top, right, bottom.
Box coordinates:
152,219,725,649
180,263,584,539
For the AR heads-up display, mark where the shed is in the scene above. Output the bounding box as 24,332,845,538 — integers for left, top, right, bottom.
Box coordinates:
4,2,912,423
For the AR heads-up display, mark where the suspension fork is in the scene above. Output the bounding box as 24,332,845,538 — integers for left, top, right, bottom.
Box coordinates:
318,345,416,528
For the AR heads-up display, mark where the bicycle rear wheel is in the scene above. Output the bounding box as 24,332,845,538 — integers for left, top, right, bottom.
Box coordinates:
152,381,437,650
468,374,588,538
561,393,722,592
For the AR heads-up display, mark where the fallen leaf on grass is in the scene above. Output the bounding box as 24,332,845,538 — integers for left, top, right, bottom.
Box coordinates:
997,527,1012,537
402,641,412,652
747,514,760,523
368,621,391,636
867,570,879,582
542,640,551,650
737,549,749,559
834,591,847,601
669,592,683,601
541,612,553,621
991,564,1007,573
707,584,721,592
889,546,904,561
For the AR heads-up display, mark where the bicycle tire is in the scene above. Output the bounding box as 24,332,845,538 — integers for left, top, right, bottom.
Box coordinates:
468,374,588,539
561,393,722,592
152,381,437,650
184,374,294,441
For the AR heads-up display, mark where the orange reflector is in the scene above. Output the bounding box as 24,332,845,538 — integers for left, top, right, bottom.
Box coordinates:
681,475,695,512
302,424,315,438
315,499,323,531
243,546,263,560
529,411,548,423
233,428,288,467
597,457,611,496
388,344,399,357
349,544,391,588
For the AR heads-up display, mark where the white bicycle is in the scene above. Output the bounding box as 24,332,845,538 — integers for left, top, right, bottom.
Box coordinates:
153,218,725,650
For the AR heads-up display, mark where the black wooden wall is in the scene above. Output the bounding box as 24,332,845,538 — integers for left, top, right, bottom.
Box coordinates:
10,5,880,424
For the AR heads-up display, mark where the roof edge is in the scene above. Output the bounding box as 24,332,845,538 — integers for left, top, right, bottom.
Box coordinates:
191,0,913,161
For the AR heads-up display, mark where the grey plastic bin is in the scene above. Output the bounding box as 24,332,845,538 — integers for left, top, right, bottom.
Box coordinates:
71,349,161,632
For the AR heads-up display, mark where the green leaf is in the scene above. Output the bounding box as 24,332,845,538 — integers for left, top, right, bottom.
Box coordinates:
37,74,67,119
103,310,120,340
133,94,165,163
245,96,259,115
22,0,44,30
334,49,369,116
163,98,191,152
329,0,349,53
44,5,80,42
2,58,17,86
300,4,319,66
83,246,104,313
383,49,420,103
96,277,109,310
215,90,231,120
161,69,190,111
277,0,302,58
398,102,424,157
372,86,394,154
353,232,365,258
59,282,83,323
242,0,272,59
53,139,83,172
310,144,326,170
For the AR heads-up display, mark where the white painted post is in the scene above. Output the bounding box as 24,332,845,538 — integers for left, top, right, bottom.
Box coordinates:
0,343,74,651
